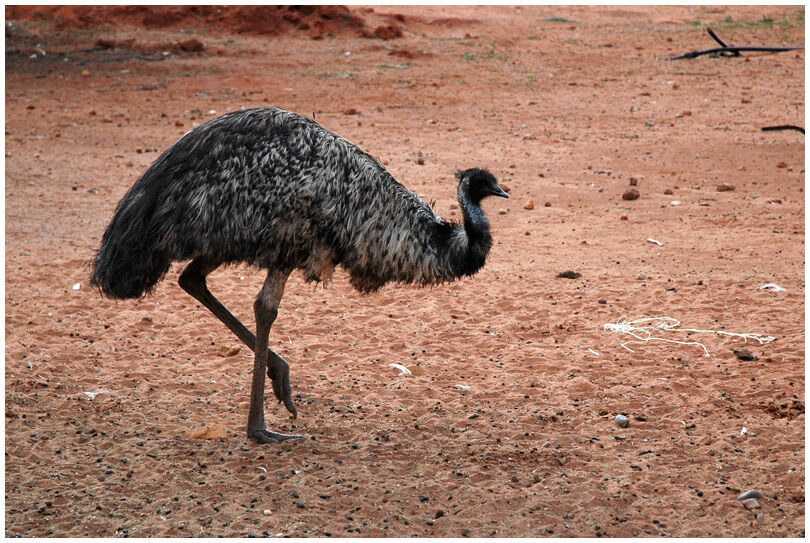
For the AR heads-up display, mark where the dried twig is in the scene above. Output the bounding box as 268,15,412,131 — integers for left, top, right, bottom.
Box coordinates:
707,27,731,48
61,52,168,63
670,27,804,60
761,125,805,134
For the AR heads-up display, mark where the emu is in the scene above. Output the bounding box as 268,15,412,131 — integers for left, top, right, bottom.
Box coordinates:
91,107,508,444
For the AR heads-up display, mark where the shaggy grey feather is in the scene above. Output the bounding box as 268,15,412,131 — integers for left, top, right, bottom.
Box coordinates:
91,107,506,297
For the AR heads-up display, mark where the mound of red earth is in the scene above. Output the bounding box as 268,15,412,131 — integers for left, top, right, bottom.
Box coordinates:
5,5,404,40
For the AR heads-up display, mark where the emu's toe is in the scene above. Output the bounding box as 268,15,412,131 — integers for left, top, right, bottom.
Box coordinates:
248,427,303,445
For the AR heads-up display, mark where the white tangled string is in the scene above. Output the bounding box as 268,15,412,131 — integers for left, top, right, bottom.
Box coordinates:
602,316,775,357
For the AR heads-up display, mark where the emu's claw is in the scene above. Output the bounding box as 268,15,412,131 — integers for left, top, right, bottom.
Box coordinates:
247,426,303,444
267,354,297,418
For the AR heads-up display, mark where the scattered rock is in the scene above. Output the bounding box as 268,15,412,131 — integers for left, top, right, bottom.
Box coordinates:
776,162,788,169
629,177,638,186
81,69,91,77
741,498,760,510
733,349,758,361
523,200,534,210
179,38,204,52
556,270,581,279
544,201,551,207
738,489,765,501
664,188,673,195
498,208,508,215
188,424,227,440
598,299,607,305
174,120,184,127
217,344,241,357
622,189,640,201
343,108,358,115
263,509,272,516
717,183,735,192
368,24,403,40
614,415,629,428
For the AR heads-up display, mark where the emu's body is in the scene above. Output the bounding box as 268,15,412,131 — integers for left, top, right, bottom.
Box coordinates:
91,107,507,443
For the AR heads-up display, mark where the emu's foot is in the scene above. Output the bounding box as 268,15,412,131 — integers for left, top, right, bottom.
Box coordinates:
247,426,304,445
267,355,297,418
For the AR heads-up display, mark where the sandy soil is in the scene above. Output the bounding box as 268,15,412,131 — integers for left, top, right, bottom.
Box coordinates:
5,5,805,537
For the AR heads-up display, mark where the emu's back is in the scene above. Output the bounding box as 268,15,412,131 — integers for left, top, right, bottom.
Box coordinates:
91,107,448,298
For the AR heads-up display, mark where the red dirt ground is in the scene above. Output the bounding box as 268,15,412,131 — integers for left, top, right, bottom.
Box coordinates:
4,5,805,537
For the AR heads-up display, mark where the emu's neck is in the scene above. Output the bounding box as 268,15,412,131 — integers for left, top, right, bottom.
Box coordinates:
446,181,492,277
458,181,490,246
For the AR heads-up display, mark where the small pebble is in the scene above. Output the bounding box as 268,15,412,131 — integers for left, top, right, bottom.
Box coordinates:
717,183,735,192
263,509,272,516
733,349,758,361
629,177,638,186
738,489,765,501
544,201,551,207
614,415,629,428
664,188,673,195
741,498,760,510
622,189,640,201
217,344,241,357
523,200,534,210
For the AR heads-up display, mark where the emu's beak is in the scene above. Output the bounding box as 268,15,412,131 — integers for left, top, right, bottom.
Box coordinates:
491,184,510,198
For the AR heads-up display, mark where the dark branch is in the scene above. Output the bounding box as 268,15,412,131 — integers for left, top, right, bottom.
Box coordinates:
706,27,739,55
670,27,804,60
762,125,805,134
670,45,804,60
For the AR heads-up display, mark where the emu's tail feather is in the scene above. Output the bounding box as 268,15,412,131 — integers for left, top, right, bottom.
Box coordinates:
90,175,172,299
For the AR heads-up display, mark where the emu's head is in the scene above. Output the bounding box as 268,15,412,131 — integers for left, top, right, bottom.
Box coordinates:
457,168,509,204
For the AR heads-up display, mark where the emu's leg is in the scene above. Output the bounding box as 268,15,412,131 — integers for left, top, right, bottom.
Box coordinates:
178,257,297,418
247,269,302,444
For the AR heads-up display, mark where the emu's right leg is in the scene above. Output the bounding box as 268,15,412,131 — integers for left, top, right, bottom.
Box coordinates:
247,269,302,444
178,257,297,418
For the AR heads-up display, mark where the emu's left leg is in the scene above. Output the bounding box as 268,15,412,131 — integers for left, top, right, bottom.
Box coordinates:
247,269,302,444
179,256,297,418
